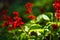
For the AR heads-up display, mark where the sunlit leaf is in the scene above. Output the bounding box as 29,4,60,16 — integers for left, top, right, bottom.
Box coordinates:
42,14,50,21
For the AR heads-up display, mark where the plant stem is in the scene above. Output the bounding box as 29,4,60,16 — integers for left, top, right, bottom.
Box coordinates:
50,34,51,40
56,18,58,24
20,26,30,40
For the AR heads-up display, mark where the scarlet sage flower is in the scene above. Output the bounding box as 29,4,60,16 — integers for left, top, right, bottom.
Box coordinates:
16,18,22,23
28,15,36,20
25,2,33,14
13,21,17,29
7,16,13,25
17,21,24,28
52,24,58,30
13,11,19,16
55,10,60,19
25,2,33,9
53,1,60,10
19,21,24,25
26,8,32,14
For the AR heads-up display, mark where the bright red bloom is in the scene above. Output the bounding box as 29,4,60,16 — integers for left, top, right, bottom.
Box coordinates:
17,18,22,23
7,16,12,21
7,16,13,25
19,21,24,25
17,21,24,28
53,1,60,10
55,10,60,19
56,9,60,13
25,2,33,9
26,8,32,14
13,21,17,29
28,15,36,20
13,11,19,16
52,24,58,30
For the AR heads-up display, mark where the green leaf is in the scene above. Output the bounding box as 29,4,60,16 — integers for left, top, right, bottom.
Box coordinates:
42,14,50,21
37,15,43,22
37,14,50,22
29,29,44,33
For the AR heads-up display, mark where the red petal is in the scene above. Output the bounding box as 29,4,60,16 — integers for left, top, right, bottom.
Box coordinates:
25,2,33,9
13,22,17,29
13,11,19,16
28,15,36,20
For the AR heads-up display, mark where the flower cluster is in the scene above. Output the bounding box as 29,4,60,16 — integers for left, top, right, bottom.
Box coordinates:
2,11,24,30
25,2,36,20
52,0,59,30
25,2,33,14
53,0,60,20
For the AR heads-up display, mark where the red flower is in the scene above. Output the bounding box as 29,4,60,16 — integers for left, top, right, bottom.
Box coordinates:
53,1,60,10
7,16,13,25
13,16,19,21
56,9,60,13
26,8,32,14
25,2,33,9
55,10,60,19
17,18,22,23
28,15,36,20
52,24,58,30
13,21,17,29
17,21,24,28
13,11,19,16
19,21,24,25
7,16,12,21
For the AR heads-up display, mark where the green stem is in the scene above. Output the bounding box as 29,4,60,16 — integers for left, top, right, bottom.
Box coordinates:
51,13,53,22
50,34,51,40
20,26,30,40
